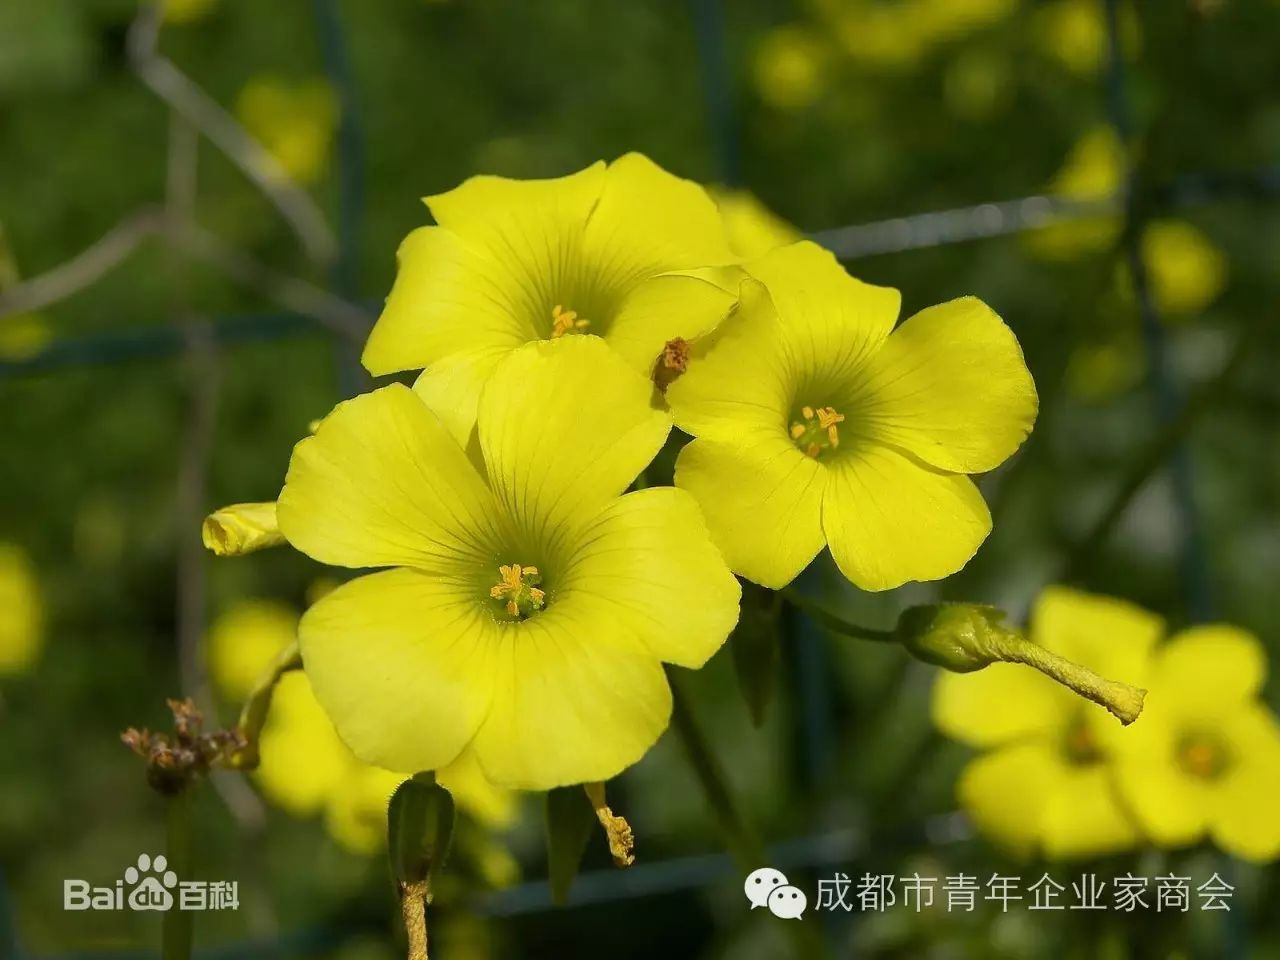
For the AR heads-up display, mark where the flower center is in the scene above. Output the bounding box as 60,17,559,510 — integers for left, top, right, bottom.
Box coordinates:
789,405,845,459
1062,720,1101,764
489,563,546,620
1177,732,1228,780
550,304,590,338
653,337,691,391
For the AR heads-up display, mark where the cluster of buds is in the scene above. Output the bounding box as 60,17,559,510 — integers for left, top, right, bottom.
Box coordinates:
121,698,246,795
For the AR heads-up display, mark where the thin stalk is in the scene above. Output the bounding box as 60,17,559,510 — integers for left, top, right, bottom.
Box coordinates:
161,788,194,960
780,587,896,643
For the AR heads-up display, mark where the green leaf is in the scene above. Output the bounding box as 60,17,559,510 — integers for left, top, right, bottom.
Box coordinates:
388,774,455,887
544,786,595,906
730,582,783,726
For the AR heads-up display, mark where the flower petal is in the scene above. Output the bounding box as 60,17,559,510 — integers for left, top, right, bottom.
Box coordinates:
362,226,533,376
477,336,671,542
958,742,1066,858
931,663,1073,749
562,487,741,668
665,278,792,441
1210,704,1280,862
581,153,736,292
470,610,672,790
438,749,517,829
277,384,501,572
255,671,352,817
605,267,744,374
411,345,508,446
674,436,826,588
852,297,1037,474
298,568,500,774
1111,707,1213,848
743,241,901,379
1040,763,1142,860
822,446,991,592
1153,625,1267,723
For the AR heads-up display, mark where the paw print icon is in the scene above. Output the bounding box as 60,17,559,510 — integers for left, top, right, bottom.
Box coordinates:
125,854,178,912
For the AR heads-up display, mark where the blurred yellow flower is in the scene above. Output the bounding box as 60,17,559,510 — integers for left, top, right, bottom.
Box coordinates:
207,598,516,855
1032,0,1141,75
933,587,1160,859
1129,219,1228,317
1023,126,1123,260
234,78,338,186
1064,336,1145,403
667,241,1036,591
0,313,52,362
1112,625,1280,863
712,189,801,259
162,0,218,25
362,153,739,443
827,0,1013,72
753,25,825,110
275,337,740,789
0,543,43,676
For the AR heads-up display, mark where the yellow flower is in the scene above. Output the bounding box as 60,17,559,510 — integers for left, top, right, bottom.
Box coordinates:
1111,625,1280,862
234,78,337,186
932,587,1160,859
361,153,740,443
202,502,286,557
0,543,43,676
1032,0,1141,75
753,25,825,110
1023,126,1123,261
712,189,802,260
666,241,1037,591
275,336,740,789
1134,219,1228,317
207,600,515,853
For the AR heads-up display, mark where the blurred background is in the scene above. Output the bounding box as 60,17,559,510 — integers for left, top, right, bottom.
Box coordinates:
2,0,1279,957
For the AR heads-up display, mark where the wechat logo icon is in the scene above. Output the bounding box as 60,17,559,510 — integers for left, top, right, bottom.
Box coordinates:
744,866,808,919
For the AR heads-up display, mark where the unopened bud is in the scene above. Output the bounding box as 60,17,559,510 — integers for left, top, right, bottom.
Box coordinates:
202,502,286,556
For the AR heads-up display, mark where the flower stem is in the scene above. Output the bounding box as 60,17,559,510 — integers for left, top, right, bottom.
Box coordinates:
666,668,764,869
400,879,429,960
229,640,302,769
161,788,194,960
780,587,896,643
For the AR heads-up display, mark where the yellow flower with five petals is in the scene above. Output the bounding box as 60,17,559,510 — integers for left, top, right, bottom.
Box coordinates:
666,241,1037,591
361,154,740,442
1111,625,1280,863
276,335,741,789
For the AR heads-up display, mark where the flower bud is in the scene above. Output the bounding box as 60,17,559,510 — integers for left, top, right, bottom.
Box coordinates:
201,502,286,556
388,773,455,887
896,603,1147,725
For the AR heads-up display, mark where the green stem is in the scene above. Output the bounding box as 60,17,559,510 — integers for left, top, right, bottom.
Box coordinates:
780,587,896,643
230,640,302,769
666,668,764,869
161,788,193,960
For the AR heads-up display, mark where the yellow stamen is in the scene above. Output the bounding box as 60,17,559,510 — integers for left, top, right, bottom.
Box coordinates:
551,304,590,338
490,563,546,619
584,782,635,867
1179,733,1227,780
789,405,846,459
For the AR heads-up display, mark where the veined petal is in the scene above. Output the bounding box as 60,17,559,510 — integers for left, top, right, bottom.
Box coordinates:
822,446,991,592
438,748,517,829
562,487,741,668
425,161,606,273
605,267,744,374
470,609,672,790
931,663,1074,749
1210,704,1280,862
581,153,736,293
744,241,901,387
477,336,670,546
362,226,533,376
665,278,792,441
298,568,500,774
1040,763,1141,860
851,297,1037,474
412,346,508,446
278,384,502,572
674,436,826,589
1153,625,1267,723
958,742,1067,858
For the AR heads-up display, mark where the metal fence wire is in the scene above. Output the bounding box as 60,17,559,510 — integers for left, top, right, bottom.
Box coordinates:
0,0,1269,957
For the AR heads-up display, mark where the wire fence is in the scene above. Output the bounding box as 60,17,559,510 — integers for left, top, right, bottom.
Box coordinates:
0,0,1267,957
